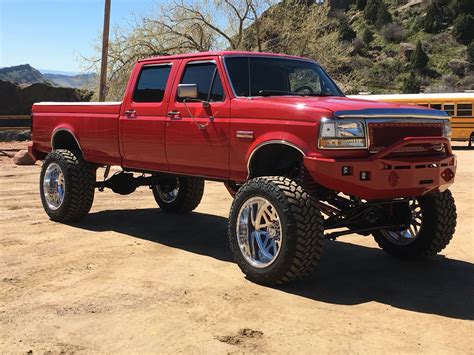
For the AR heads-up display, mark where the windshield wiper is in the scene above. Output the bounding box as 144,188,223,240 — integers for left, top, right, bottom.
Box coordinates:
257,90,305,97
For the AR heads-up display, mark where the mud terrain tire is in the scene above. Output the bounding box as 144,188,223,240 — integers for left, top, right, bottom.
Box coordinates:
40,149,95,222
373,190,456,258
152,176,204,213
228,176,324,285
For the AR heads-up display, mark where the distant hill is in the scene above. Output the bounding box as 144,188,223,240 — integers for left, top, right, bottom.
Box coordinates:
0,64,50,85
43,73,98,90
0,64,98,90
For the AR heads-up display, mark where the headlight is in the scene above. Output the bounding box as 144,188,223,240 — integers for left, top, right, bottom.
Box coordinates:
319,119,367,149
443,120,451,140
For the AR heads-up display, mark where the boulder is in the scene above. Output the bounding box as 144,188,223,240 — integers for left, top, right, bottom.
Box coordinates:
13,150,36,165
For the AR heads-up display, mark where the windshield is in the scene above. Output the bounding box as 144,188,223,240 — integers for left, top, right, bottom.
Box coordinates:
224,56,343,97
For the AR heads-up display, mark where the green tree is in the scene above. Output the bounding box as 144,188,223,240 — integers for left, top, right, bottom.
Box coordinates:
467,42,474,65
411,40,429,71
362,27,374,45
356,0,367,10
452,14,474,45
448,0,474,20
422,0,447,33
364,0,379,23
402,71,421,93
375,2,392,29
339,20,357,42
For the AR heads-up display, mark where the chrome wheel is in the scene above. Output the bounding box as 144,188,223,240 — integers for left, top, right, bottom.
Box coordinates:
43,162,66,210
381,199,422,246
236,196,282,268
155,179,180,203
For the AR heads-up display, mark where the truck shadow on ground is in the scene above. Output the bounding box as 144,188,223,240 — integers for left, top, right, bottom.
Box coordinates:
73,208,473,321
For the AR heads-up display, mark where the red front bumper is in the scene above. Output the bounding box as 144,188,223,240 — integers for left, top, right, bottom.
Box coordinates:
304,137,456,200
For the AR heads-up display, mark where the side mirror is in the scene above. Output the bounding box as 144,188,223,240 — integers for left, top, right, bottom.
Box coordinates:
177,83,198,99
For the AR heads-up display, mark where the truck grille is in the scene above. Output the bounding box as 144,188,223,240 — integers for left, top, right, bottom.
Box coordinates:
368,121,444,153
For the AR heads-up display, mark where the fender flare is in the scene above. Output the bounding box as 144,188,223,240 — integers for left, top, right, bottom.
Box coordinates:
246,132,310,176
51,127,82,153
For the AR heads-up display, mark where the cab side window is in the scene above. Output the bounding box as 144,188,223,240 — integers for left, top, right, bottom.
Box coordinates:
134,65,171,103
179,62,224,102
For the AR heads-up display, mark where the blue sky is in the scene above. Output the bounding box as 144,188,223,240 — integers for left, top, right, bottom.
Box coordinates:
0,0,162,73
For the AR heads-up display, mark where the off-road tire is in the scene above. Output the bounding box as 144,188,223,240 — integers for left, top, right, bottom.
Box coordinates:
40,149,95,222
152,176,204,213
228,176,324,285
373,190,456,258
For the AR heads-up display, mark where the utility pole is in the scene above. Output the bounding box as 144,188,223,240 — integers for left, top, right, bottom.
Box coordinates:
99,0,111,102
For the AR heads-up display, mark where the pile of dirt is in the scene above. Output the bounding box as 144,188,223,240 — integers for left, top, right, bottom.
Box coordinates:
0,80,93,115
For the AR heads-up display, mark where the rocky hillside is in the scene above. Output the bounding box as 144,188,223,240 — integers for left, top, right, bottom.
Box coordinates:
0,64,97,90
327,0,473,93
43,73,98,90
0,64,50,86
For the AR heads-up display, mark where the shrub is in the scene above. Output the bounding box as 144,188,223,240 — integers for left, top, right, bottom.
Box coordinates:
352,38,366,54
402,71,421,93
375,1,392,29
448,0,474,21
381,23,403,43
356,0,367,10
452,14,474,45
411,40,429,71
422,0,448,33
362,27,374,45
447,59,469,77
339,20,357,42
468,42,474,65
364,0,380,23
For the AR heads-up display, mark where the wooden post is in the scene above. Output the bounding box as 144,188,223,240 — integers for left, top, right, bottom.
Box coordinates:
99,0,111,102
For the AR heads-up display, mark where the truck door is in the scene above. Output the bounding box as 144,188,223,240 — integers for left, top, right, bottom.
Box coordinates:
120,60,179,171
165,58,230,178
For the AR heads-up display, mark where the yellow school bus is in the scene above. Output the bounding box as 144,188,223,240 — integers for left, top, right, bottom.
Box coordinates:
348,93,474,145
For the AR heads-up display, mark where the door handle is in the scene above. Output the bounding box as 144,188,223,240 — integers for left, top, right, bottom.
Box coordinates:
125,110,137,119
167,111,182,120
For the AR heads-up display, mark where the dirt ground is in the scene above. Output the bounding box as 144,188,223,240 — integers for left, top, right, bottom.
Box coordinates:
1,142,473,354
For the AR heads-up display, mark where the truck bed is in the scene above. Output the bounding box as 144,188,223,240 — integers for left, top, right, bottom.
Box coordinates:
32,101,123,165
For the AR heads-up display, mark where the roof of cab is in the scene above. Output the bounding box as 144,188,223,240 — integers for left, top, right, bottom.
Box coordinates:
138,51,311,63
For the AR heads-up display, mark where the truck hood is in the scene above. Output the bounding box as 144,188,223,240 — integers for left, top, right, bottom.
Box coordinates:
244,96,447,119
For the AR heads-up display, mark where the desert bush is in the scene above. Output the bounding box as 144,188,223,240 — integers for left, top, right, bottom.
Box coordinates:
468,42,474,65
381,23,403,43
352,38,366,54
448,59,469,77
362,27,374,45
402,71,421,93
452,14,474,45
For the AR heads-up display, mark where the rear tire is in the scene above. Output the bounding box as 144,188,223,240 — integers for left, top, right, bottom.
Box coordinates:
40,149,95,222
228,176,324,285
373,190,456,258
152,176,204,213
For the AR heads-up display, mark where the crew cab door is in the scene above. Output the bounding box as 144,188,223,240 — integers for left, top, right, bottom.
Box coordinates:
165,58,230,178
120,60,179,171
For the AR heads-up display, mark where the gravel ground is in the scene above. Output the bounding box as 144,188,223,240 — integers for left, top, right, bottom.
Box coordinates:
0,142,473,354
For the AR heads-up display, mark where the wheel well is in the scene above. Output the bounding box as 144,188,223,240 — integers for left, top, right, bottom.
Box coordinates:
52,130,81,153
248,144,304,178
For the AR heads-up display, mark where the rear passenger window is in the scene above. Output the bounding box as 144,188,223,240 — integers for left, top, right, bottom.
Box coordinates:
430,103,442,110
457,103,472,117
180,62,224,102
134,65,171,102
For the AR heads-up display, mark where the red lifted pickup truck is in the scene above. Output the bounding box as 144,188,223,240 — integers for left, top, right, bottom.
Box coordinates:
30,51,456,285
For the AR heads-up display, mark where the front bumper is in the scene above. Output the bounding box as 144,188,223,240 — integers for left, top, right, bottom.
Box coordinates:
304,137,456,200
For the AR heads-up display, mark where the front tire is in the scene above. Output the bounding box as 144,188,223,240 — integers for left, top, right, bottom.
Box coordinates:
228,176,324,285
40,149,95,222
373,190,456,258
152,176,204,213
